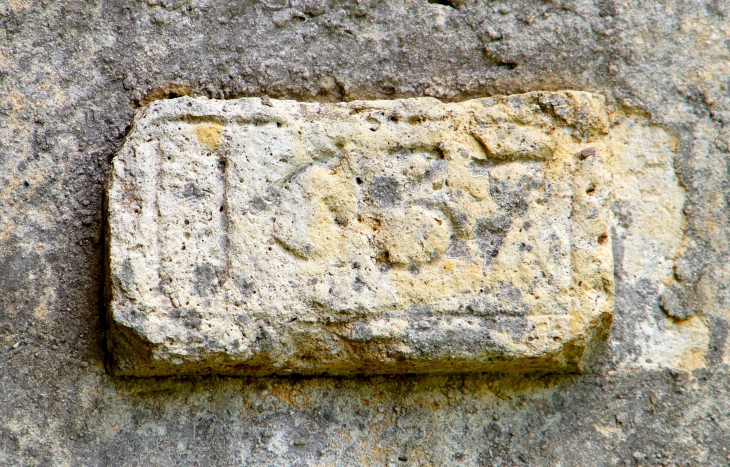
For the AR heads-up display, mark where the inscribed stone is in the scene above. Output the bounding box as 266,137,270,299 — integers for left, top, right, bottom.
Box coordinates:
106,92,614,376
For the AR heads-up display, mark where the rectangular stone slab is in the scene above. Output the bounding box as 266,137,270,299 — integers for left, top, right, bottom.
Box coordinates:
106,92,614,376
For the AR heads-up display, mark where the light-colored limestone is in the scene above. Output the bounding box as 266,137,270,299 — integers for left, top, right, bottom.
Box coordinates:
106,92,614,376
608,115,701,371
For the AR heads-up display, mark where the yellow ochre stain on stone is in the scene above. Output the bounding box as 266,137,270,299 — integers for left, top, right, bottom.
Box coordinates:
193,123,224,149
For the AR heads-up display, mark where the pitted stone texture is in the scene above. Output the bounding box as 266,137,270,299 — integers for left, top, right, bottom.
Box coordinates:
107,92,614,376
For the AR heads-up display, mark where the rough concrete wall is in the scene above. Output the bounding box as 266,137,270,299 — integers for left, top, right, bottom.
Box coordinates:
1,0,729,465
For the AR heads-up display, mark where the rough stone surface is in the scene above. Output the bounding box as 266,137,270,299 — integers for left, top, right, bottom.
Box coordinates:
108,93,613,376
1,0,730,465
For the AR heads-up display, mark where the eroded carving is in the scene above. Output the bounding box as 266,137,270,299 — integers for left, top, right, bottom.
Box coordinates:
107,92,614,376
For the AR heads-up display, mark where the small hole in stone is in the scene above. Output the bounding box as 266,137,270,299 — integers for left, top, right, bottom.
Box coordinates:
586,184,596,195
428,0,456,8
579,147,596,160
598,233,608,244
356,177,363,185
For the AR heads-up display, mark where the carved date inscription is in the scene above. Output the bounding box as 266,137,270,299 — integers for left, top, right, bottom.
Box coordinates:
107,92,613,376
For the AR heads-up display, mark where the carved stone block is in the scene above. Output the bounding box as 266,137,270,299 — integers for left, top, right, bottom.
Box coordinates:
106,92,614,376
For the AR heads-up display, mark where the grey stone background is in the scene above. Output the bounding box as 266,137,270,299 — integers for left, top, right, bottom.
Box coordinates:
1,0,729,465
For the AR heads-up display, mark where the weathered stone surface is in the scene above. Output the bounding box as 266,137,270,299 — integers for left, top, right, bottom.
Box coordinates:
107,92,614,376
5,0,730,464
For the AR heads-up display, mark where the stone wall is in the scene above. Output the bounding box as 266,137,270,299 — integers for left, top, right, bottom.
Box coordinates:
1,1,729,465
